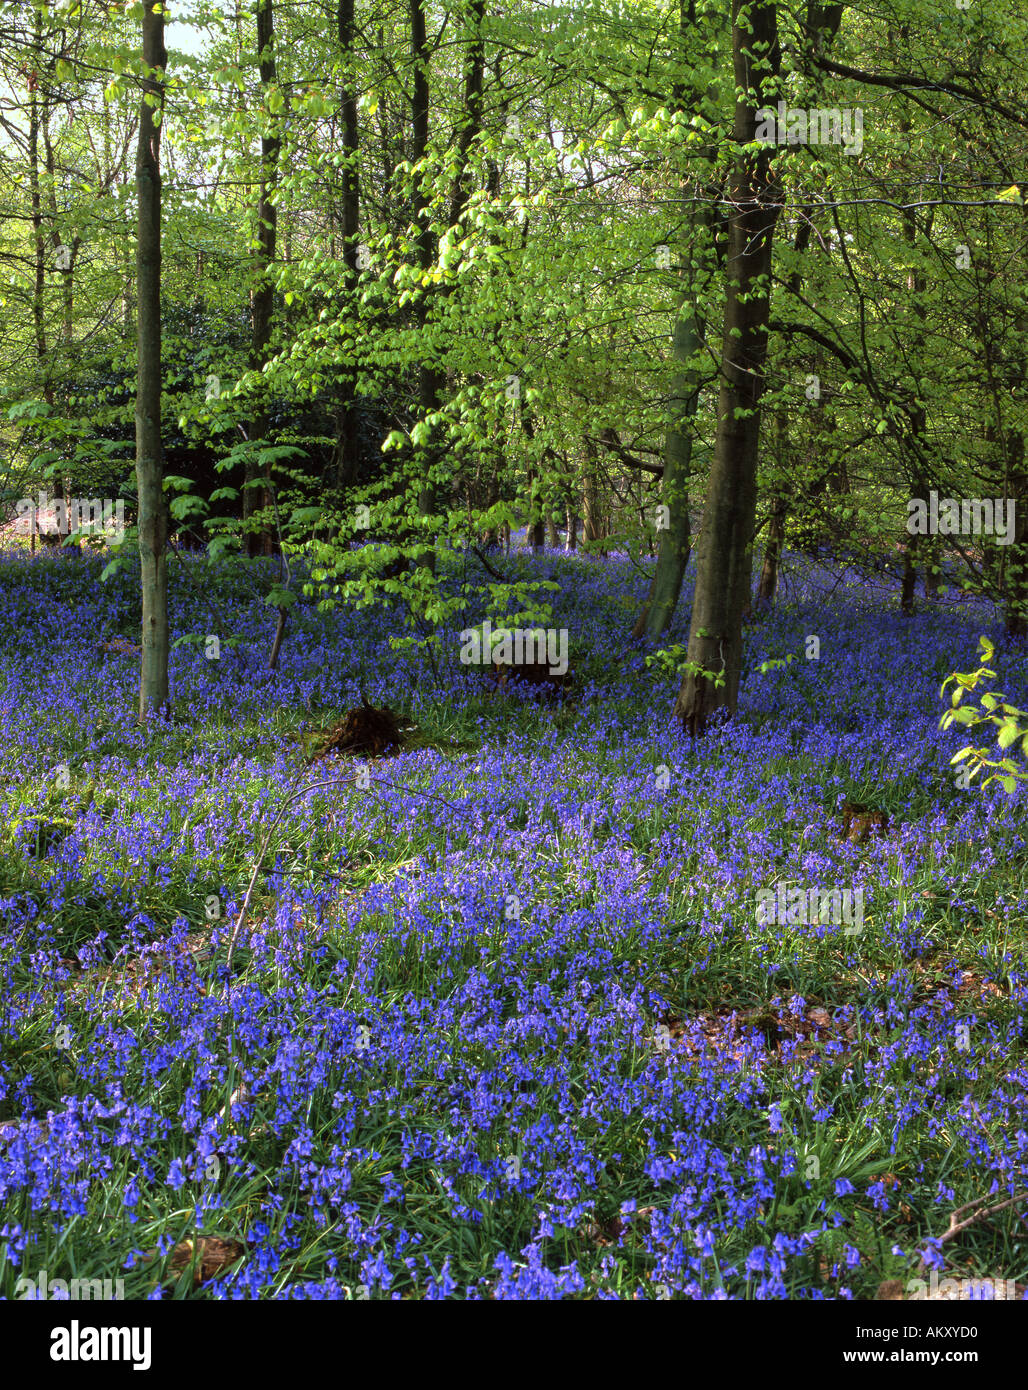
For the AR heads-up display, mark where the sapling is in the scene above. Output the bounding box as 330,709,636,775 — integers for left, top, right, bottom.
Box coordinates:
940,636,1028,792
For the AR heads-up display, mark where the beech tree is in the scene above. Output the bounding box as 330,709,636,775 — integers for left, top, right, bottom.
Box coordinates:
674,0,782,734
134,0,168,720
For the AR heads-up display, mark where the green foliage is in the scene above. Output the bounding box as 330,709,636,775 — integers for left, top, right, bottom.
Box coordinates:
645,643,726,689
939,637,1028,793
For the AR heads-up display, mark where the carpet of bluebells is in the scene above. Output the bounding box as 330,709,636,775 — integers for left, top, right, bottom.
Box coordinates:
1,543,1027,1300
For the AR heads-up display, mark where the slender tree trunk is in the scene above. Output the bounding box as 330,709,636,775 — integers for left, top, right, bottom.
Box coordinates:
135,2,169,720
634,299,701,637
582,442,602,550
332,0,362,495
28,14,53,411
899,479,928,623
757,488,787,608
42,128,77,380
1006,270,1028,635
896,90,930,614
408,0,487,573
410,0,442,572
924,538,940,598
269,605,288,669
634,0,719,641
448,0,486,232
674,0,781,734
121,231,134,336
247,0,282,558
1004,428,1028,637
480,463,500,548
755,203,823,610
900,486,920,613
520,411,547,552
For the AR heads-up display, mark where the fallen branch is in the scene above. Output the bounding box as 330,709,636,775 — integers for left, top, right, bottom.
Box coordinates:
918,1187,1028,1270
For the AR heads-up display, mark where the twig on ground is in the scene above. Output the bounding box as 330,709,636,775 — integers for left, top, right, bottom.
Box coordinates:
918,1187,1028,1271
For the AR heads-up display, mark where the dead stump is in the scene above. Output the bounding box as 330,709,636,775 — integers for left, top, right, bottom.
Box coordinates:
310,698,404,761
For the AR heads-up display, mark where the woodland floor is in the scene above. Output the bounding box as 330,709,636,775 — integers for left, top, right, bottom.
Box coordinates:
1,545,1026,1299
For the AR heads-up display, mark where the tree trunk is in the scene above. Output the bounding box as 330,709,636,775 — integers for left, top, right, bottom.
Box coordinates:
899,502,920,614
634,300,700,637
247,0,282,558
410,0,486,571
135,2,169,720
897,98,929,614
121,232,134,336
448,0,486,231
674,0,781,735
1005,428,1028,637
633,0,719,642
28,8,53,410
521,411,547,552
582,442,603,552
410,0,442,572
756,490,787,608
331,0,362,496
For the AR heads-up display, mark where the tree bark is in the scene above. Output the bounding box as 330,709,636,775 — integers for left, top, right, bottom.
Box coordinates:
135,2,169,720
633,0,720,641
448,0,486,231
674,0,781,735
410,0,443,572
898,103,928,616
246,0,282,557
27,6,52,411
1004,428,1027,637
331,0,362,495
634,298,701,637
582,440,604,552
756,487,787,608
